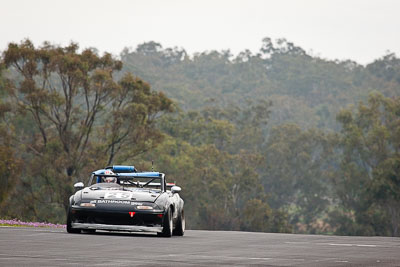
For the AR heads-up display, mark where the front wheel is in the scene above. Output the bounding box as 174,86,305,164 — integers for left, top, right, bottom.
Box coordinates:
66,207,81,234
158,208,173,237
173,209,185,236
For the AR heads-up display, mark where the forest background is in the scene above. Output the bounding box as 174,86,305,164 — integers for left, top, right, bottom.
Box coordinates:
0,38,399,236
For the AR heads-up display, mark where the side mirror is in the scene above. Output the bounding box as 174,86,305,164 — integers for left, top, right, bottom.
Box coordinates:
74,182,84,190
171,186,181,194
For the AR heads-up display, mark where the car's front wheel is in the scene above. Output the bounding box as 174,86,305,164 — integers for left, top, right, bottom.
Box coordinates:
66,207,81,234
158,208,173,237
173,209,185,236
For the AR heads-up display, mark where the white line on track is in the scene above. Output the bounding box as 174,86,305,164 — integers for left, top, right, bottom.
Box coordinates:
284,241,310,244
0,253,46,258
167,254,306,262
284,241,381,249
315,243,380,248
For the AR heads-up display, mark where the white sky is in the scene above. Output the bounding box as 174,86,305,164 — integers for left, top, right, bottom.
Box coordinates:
1,0,399,65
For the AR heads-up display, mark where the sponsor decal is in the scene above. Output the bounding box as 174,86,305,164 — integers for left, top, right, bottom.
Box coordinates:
96,200,132,205
104,192,132,199
94,199,144,205
129,211,136,217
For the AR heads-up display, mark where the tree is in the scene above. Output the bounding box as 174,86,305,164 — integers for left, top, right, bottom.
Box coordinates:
153,102,288,232
101,73,173,165
334,92,400,236
3,40,123,177
140,136,283,232
1,40,173,218
0,64,21,209
0,108,20,206
261,124,336,233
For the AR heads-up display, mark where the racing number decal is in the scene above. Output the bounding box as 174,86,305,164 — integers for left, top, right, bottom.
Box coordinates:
104,192,132,199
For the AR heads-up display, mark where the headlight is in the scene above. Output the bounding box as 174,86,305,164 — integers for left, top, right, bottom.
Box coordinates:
136,205,153,210
80,203,96,207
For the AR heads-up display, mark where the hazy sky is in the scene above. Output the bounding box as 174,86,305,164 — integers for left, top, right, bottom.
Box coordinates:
1,0,399,65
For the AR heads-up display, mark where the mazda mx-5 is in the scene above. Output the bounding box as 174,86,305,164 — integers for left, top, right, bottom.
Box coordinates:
66,165,185,237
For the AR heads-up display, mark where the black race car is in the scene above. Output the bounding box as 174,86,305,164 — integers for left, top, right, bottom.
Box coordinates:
67,165,185,237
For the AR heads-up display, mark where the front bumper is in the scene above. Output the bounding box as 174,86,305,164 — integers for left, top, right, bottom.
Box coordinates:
71,223,163,233
70,205,164,233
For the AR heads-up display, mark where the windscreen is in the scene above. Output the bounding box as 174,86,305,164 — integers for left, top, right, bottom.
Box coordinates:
89,175,164,191
120,177,163,191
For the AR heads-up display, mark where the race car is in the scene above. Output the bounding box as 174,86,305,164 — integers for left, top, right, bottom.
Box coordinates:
66,165,185,237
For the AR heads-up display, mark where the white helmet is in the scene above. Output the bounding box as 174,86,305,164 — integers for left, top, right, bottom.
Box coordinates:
104,170,116,183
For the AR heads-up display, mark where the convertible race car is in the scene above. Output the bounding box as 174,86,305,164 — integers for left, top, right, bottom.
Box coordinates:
66,165,185,237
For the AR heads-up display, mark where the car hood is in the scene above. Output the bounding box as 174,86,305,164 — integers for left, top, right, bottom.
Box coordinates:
81,188,161,203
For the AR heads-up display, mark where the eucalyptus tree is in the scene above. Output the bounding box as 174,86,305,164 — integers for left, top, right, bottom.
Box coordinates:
335,92,400,236
1,40,173,217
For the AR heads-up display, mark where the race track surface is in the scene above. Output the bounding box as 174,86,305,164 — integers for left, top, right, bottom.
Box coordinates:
0,226,399,266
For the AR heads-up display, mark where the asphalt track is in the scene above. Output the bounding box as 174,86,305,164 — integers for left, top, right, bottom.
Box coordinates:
0,226,399,266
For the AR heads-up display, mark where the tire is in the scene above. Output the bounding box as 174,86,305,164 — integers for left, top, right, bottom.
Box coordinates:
158,208,173,237
173,209,185,236
66,207,81,234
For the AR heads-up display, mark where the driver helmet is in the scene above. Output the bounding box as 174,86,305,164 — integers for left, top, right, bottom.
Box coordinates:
105,177,117,183
104,170,116,183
